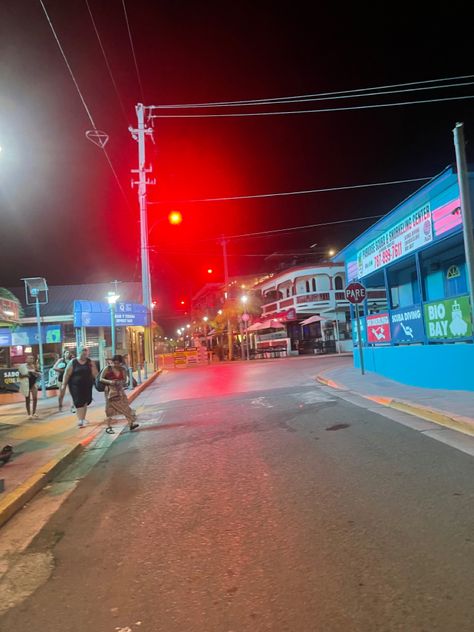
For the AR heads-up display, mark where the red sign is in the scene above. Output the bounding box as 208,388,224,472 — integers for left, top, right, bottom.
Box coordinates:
366,313,391,343
344,282,366,304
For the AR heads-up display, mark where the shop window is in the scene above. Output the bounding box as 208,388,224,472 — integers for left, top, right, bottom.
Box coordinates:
387,260,419,309
334,276,343,290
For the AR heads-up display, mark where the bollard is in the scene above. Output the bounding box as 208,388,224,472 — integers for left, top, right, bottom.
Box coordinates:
137,364,142,385
128,367,134,390
143,361,148,380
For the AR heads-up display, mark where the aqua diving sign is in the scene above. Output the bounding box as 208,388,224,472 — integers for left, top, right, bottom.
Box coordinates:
73,301,149,328
357,204,432,278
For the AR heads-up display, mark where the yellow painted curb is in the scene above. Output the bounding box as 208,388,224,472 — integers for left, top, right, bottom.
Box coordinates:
388,400,474,437
316,374,346,390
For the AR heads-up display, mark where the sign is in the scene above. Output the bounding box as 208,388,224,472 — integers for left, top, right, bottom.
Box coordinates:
352,316,366,345
345,282,367,304
366,313,391,343
390,305,424,343
0,325,62,347
357,203,432,278
0,298,20,323
0,368,21,393
73,301,149,328
424,295,472,340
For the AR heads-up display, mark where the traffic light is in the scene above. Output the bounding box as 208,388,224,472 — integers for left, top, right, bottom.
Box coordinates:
207,268,213,275
168,211,183,225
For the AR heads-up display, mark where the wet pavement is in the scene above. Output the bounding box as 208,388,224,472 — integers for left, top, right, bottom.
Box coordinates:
2,355,474,631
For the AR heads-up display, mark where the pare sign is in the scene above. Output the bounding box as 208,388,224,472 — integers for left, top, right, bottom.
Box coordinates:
345,282,367,304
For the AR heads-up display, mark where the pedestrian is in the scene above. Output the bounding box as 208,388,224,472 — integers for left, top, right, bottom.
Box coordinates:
18,355,41,419
100,354,139,433
61,347,98,428
53,349,72,411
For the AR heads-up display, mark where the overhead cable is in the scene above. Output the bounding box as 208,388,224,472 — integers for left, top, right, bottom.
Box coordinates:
121,0,145,102
148,176,432,205
39,0,131,208
153,78,474,109
84,0,129,123
151,94,474,118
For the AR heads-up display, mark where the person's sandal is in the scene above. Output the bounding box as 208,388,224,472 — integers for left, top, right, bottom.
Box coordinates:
129,422,139,431
105,426,115,434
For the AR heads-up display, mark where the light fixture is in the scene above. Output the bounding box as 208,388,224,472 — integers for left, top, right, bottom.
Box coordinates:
106,291,120,305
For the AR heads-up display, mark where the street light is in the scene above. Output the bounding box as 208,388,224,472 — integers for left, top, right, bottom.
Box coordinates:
22,277,48,399
106,291,120,356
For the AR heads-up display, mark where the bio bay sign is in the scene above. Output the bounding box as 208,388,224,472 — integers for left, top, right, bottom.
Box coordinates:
424,295,472,340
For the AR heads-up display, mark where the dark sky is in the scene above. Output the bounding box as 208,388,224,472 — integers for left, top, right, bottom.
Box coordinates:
1,1,473,329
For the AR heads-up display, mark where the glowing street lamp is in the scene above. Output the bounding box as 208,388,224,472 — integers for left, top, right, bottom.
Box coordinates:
106,291,120,355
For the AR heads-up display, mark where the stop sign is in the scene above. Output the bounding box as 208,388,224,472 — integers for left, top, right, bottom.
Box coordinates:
345,282,367,304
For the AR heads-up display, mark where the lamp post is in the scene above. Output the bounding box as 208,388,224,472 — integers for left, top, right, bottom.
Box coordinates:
241,296,250,361
21,277,48,399
106,291,120,356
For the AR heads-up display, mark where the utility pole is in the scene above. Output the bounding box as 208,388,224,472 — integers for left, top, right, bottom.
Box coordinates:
221,237,233,360
130,104,156,370
453,122,474,324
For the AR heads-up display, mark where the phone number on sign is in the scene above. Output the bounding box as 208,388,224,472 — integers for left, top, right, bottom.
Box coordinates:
374,242,402,268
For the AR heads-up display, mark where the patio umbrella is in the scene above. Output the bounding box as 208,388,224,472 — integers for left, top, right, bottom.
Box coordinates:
300,315,326,325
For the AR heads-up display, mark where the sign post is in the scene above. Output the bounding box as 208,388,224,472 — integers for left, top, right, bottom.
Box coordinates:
345,282,367,375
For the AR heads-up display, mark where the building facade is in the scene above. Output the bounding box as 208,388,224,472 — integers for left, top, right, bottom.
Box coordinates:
336,166,474,390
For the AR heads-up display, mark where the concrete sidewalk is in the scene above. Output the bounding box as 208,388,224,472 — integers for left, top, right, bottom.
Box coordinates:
317,364,474,436
0,370,161,528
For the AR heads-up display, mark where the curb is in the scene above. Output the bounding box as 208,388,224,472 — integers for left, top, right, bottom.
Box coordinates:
0,369,162,529
316,372,474,438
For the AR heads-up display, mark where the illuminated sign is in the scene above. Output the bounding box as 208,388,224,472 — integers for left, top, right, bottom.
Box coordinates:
0,325,61,347
73,301,149,327
357,204,432,278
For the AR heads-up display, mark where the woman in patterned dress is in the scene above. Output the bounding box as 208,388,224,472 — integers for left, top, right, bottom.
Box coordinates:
100,355,139,433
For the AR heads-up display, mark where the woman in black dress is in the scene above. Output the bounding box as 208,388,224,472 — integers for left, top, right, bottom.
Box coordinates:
61,347,98,428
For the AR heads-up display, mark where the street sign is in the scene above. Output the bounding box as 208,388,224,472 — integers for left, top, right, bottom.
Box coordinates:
345,282,367,304
345,282,366,375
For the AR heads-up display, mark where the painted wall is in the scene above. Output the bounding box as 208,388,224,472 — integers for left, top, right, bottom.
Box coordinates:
354,343,474,391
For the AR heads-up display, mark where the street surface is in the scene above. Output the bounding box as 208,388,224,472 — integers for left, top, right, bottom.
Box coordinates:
1,355,474,631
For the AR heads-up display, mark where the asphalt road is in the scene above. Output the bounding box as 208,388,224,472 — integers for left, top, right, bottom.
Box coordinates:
2,356,474,632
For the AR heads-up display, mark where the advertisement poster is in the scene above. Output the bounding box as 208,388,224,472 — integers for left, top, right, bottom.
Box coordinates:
390,305,424,343
0,325,62,347
366,313,391,343
357,203,432,278
424,295,472,340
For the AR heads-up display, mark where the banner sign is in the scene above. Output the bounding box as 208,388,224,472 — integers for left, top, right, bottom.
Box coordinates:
366,313,391,343
0,298,20,323
357,203,432,278
73,301,149,328
352,316,366,345
390,305,424,343
424,295,472,340
0,368,21,393
0,325,62,347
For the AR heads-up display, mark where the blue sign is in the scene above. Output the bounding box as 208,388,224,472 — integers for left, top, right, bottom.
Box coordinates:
73,301,149,328
352,316,366,345
0,325,62,347
390,305,424,343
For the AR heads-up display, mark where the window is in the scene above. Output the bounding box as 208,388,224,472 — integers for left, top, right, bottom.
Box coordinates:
286,288,290,297
334,276,343,290
312,278,316,292
305,281,310,293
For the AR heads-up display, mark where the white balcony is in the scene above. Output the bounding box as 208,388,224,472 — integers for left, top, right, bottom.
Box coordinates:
261,289,386,315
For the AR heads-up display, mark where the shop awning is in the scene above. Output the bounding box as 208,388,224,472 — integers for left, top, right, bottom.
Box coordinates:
248,319,286,332
300,315,326,325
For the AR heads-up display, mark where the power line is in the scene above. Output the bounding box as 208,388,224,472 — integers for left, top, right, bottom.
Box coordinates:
150,74,474,109
149,176,432,205
121,0,145,102
151,95,474,119
39,0,131,209
153,79,474,110
84,0,129,124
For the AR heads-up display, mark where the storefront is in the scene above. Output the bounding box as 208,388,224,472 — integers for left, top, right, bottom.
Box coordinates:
336,166,474,390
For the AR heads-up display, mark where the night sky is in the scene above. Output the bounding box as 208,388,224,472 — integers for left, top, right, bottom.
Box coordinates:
1,1,473,330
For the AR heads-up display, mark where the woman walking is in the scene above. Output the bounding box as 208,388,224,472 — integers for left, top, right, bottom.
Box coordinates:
61,347,97,428
100,355,139,433
53,349,72,412
19,355,41,419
